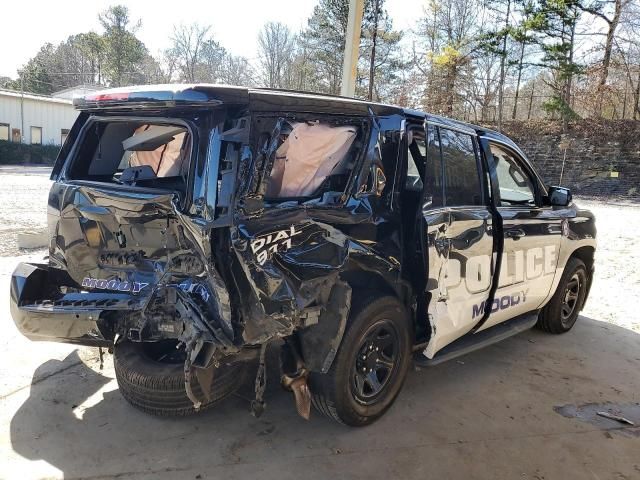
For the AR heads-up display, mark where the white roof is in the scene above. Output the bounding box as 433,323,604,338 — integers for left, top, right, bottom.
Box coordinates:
0,88,72,105
52,85,103,99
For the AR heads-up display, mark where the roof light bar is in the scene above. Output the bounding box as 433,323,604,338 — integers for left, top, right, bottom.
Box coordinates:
73,85,224,110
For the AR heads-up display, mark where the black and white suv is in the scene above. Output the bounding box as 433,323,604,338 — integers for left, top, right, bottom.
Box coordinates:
10,85,596,426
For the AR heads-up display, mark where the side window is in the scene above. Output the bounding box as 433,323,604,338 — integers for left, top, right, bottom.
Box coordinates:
262,119,360,202
439,128,483,206
424,124,443,207
406,129,425,191
490,143,536,207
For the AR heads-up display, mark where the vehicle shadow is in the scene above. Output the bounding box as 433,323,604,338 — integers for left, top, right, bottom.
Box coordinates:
8,315,640,479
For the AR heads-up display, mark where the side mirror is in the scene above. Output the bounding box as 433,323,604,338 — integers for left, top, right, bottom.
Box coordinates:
547,186,572,207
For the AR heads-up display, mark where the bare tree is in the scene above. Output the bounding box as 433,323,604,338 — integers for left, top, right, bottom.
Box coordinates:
581,0,632,114
616,0,640,118
170,23,211,82
219,54,255,86
257,22,296,88
415,0,480,115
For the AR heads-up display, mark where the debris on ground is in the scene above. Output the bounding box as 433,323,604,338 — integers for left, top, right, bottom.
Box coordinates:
596,411,635,426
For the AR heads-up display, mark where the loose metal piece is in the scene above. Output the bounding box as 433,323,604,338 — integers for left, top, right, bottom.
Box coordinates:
251,343,268,418
596,411,635,426
281,342,312,420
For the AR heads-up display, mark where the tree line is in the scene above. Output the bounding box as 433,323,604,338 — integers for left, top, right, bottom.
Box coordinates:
1,0,639,128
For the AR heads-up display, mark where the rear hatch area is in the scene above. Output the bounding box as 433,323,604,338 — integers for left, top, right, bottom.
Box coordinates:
11,105,235,353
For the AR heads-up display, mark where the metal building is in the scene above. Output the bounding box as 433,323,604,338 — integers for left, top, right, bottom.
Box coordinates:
0,88,79,146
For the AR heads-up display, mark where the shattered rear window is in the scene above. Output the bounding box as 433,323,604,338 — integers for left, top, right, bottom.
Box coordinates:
67,120,192,191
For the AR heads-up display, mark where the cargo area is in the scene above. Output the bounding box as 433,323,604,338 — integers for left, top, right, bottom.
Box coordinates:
65,119,192,192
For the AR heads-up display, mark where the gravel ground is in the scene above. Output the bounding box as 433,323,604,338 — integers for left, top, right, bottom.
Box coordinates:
0,166,51,257
0,167,637,333
578,199,640,333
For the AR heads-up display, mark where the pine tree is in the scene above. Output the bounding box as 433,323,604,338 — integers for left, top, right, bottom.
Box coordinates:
528,0,584,129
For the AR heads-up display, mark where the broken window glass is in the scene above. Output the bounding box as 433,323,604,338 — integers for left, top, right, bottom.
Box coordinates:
68,120,192,192
264,121,358,200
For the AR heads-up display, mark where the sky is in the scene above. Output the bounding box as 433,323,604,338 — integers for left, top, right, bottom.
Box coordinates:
0,0,425,79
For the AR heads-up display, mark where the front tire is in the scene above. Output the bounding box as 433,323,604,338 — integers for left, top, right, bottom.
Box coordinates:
114,340,247,417
309,295,411,426
536,257,588,334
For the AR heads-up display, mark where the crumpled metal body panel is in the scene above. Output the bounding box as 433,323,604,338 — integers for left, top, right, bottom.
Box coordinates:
11,105,406,375
13,179,234,349
228,203,402,370
225,113,406,369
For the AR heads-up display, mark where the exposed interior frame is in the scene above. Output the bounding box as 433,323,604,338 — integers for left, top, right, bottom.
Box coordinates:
248,113,371,207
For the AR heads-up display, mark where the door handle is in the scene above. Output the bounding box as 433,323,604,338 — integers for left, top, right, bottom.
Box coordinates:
505,229,525,240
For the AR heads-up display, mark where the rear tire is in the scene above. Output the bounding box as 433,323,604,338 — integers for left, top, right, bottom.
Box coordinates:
536,257,588,334
114,340,247,417
309,295,411,426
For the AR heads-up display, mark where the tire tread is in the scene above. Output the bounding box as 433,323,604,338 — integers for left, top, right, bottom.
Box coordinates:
114,342,247,417
536,257,588,334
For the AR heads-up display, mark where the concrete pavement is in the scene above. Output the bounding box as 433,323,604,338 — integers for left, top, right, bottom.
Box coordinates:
0,172,638,479
1,312,639,480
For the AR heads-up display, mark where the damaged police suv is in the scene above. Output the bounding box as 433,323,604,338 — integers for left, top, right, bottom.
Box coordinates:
10,85,596,426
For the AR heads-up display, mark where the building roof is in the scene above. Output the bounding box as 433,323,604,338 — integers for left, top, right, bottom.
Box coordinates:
0,88,72,105
52,84,103,99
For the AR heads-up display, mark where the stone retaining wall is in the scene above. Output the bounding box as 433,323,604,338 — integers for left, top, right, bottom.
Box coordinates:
499,120,640,199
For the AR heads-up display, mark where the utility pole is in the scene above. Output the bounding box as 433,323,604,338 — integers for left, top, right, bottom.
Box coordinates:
20,73,25,144
368,0,380,101
341,0,365,98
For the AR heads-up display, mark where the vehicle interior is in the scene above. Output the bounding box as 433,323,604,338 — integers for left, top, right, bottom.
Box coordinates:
256,117,364,206
489,143,537,206
66,120,192,193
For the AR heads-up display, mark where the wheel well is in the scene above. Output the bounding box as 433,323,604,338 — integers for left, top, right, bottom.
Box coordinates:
569,246,595,272
340,270,403,303
340,270,419,340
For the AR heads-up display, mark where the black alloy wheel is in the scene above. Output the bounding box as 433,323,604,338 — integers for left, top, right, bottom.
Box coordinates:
536,257,589,334
309,295,411,426
352,321,399,405
560,272,582,327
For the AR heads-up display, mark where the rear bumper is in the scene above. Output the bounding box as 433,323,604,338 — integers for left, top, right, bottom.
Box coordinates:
10,262,141,346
